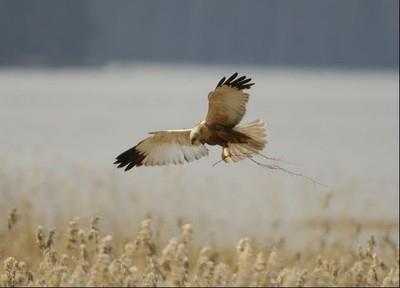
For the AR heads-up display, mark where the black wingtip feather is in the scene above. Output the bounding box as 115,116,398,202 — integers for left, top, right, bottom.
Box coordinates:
216,73,254,90
224,72,238,85
238,78,251,85
114,145,146,171
216,76,226,88
231,75,246,85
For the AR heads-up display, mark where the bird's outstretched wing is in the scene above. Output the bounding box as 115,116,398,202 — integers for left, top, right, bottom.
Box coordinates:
205,72,254,127
114,129,209,171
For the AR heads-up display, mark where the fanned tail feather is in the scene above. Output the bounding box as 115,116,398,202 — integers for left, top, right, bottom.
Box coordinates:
223,120,267,163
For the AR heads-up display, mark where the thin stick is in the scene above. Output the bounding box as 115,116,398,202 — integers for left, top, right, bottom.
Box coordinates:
212,159,225,167
213,152,301,167
212,153,324,187
248,157,326,187
256,153,302,166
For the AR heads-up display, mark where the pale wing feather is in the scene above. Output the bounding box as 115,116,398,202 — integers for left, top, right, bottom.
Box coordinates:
115,129,208,170
139,131,208,166
206,85,250,127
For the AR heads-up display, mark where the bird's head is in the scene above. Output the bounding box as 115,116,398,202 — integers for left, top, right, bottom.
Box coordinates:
190,127,201,145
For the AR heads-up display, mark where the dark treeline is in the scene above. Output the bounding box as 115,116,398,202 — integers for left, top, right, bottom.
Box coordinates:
0,1,93,66
0,0,398,68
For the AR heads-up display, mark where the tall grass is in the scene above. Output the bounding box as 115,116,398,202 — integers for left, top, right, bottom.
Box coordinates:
0,163,398,287
0,211,398,287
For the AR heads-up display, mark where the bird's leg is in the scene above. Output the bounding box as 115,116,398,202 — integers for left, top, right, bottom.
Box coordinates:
212,148,228,167
221,147,233,161
221,148,227,161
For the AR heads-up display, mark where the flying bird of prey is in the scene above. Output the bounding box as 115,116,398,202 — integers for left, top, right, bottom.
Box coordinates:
114,73,267,171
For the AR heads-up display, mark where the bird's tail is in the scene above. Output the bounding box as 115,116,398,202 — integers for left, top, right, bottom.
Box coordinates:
222,120,267,163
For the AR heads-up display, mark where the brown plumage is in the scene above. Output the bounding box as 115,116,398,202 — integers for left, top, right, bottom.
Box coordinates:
114,73,267,171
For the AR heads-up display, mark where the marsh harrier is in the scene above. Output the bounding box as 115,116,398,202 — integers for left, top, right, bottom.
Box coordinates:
114,73,267,170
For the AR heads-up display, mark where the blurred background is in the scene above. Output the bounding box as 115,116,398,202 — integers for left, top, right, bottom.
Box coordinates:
0,0,398,68
0,0,398,247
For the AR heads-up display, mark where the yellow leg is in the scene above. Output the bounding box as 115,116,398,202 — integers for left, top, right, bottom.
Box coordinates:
221,147,231,161
221,148,226,160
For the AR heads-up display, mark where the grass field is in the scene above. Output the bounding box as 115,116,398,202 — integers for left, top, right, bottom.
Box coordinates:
0,167,398,287
0,67,398,286
1,208,398,287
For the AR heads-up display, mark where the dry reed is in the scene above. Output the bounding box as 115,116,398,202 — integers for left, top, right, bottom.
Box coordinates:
0,211,398,287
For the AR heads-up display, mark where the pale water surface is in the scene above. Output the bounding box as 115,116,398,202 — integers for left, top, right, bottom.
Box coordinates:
0,65,398,246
